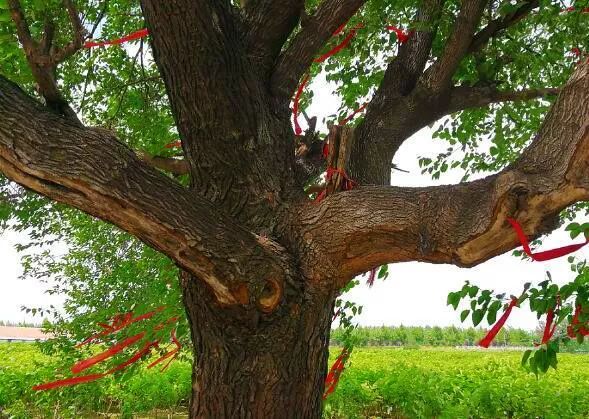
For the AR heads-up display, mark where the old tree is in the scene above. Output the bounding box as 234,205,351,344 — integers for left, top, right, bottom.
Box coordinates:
0,0,588,416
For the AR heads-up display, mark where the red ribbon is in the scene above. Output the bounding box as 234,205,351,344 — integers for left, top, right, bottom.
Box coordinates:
567,305,589,337
293,75,310,136
71,332,146,374
323,347,351,399
314,23,364,63
386,25,410,44
507,218,589,261
33,373,106,391
332,308,342,321
366,268,377,287
339,103,368,126
164,140,182,149
540,308,557,344
147,329,182,371
76,307,165,348
106,340,158,375
84,28,149,48
562,6,589,13
479,298,518,348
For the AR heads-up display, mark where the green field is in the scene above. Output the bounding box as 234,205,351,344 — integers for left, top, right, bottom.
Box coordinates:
2,343,589,418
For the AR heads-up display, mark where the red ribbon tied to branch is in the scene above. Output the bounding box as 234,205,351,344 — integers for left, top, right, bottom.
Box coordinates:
567,305,589,337
507,218,589,261
33,308,180,391
323,347,352,399
314,23,365,63
479,298,518,348
293,75,310,136
84,29,149,48
339,103,368,126
386,25,410,44
540,308,557,345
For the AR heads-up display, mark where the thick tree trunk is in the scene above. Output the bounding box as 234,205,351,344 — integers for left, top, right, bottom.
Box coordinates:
180,272,335,419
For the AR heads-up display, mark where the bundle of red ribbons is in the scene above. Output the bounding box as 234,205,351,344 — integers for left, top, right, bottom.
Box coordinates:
323,347,352,399
478,218,589,348
33,308,181,391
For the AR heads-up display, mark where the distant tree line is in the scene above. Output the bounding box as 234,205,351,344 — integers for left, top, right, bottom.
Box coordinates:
331,325,589,351
0,320,41,328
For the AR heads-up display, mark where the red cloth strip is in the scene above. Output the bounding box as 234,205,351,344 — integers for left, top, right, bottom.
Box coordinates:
107,340,158,375
84,28,149,48
77,307,165,348
386,25,410,44
562,6,589,13
333,22,348,36
160,351,179,372
33,373,106,391
148,348,179,369
332,308,342,321
148,329,182,370
326,166,358,190
293,75,310,135
366,268,377,287
314,167,358,203
314,23,364,63
567,305,589,337
339,103,368,126
541,309,556,344
507,218,589,261
71,332,145,374
165,140,182,149
479,298,517,348
323,347,351,399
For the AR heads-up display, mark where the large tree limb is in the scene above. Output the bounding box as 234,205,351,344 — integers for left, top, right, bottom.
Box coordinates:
136,151,190,176
447,85,560,112
0,75,292,310
468,0,539,54
244,0,305,71
373,0,445,100
421,0,488,92
270,0,366,100
140,0,301,227
306,60,589,286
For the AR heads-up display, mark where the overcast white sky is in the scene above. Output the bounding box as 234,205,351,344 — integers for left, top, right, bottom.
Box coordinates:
0,71,586,330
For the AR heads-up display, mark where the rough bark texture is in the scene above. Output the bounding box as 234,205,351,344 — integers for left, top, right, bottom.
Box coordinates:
181,272,334,418
0,0,588,416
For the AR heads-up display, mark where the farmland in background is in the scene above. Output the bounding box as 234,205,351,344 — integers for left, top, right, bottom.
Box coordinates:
2,326,589,418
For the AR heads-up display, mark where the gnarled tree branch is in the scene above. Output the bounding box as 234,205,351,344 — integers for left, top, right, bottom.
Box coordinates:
270,0,366,100
306,60,589,287
468,0,539,54
8,0,82,122
0,75,292,310
136,151,190,176
447,85,560,112
244,0,305,70
421,0,487,92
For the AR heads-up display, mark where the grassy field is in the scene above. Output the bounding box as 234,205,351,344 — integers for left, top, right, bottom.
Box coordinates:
2,343,589,418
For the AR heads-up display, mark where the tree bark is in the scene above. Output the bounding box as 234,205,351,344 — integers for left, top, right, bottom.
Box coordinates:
180,271,335,419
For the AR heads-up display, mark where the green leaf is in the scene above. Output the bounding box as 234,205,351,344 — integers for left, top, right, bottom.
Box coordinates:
487,300,502,325
460,309,470,323
447,292,460,310
472,309,485,327
521,349,532,367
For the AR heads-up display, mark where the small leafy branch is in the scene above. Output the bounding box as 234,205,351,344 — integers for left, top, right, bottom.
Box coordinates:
448,264,589,377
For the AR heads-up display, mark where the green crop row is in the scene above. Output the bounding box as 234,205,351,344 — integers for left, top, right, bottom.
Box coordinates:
3,343,589,418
